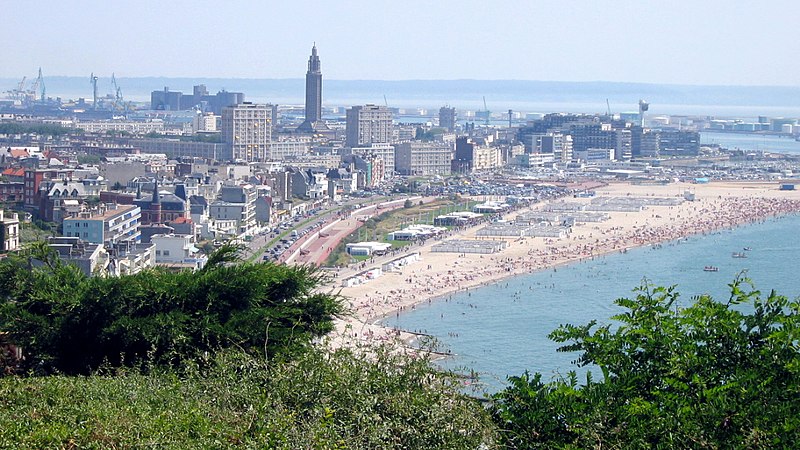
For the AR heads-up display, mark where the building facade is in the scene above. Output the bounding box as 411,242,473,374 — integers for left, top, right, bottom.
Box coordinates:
439,106,457,132
63,204,141,244
345,105,393,147
0,210,20,252
221,103,273,162
394,141,452,176
209,184,257,234
349,144,396,180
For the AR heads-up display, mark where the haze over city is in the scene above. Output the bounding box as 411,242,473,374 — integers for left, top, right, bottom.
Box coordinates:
4,0,799,86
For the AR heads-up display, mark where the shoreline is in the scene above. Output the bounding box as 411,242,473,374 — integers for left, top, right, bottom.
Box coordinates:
326,181,800,349
372,211,798,342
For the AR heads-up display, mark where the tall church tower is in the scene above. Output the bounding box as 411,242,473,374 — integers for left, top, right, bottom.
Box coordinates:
150,177,162,224
297,44,328,133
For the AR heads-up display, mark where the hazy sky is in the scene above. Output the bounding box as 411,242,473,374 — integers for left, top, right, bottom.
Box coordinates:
3,0,798,86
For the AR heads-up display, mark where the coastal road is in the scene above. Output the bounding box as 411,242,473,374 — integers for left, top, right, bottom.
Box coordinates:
286,197,425,266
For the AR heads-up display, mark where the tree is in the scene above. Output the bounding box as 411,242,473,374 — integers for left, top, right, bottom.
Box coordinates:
403,199,413,208
0,244,345,374
77,154,102,165
491,277,800,448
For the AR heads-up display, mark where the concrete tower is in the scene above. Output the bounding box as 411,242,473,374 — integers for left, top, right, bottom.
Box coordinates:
297,44,329,133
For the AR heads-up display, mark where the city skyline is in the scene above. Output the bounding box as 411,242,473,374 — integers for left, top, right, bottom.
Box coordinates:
3,0,799,87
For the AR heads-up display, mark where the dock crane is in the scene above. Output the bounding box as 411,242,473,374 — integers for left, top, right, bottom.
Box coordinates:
5,76,26,101
111,73,123,105
16,77,26,95
28,68,45,104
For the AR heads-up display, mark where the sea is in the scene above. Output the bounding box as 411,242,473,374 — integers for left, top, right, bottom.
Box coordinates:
381,213,800,393
700,131,800,155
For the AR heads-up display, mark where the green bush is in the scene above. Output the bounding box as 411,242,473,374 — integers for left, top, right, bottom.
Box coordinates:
491,277,800,448
0,244,344,374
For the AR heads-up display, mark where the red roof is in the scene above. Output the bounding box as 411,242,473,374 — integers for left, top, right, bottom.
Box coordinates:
8,149,29,158
171,217,193,224
1,168,25,177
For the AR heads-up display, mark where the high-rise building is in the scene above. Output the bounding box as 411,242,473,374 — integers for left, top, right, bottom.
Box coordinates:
615,129,632,161
221,103,273,162
297,44,329,133
346,104,393,147
439,106,457,132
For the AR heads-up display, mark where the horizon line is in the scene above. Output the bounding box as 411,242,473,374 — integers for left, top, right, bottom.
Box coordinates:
1,75,799,90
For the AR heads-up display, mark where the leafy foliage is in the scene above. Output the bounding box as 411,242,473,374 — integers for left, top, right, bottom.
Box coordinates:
0,244,345,374
491,277,800,448
0,122,73,136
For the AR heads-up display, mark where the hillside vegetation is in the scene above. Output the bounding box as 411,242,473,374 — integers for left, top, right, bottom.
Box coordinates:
1,243,798,448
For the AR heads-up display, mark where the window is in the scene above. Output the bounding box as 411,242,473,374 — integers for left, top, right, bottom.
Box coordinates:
163,250,170,256
155,250,161,256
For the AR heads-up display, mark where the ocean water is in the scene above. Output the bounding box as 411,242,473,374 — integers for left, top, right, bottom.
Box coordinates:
701,131,800,154
382,214,800,392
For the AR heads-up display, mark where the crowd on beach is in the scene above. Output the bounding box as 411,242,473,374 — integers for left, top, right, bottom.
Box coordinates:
331,190,800,346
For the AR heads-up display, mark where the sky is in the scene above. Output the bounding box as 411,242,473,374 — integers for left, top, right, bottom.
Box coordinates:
2,0,799,86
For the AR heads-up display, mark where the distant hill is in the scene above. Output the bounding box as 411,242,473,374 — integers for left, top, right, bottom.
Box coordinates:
3,77,800,116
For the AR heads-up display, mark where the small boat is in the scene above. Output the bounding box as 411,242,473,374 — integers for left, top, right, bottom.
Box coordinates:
743,247,752,251
732,252,748,258
704,266,719,272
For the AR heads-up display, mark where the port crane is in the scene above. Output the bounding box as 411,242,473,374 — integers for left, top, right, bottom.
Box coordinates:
111,73,127,111
28,68,45,103
4,76,27,101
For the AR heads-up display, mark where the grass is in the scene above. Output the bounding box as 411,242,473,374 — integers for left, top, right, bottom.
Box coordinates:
324,198,479,267
0,348,496,449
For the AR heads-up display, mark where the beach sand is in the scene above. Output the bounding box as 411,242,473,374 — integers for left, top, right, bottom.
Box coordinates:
324,181,800,349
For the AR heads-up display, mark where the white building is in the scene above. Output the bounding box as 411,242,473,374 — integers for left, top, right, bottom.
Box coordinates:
574,148,615,163
76,120,165,134
394,141,453,176
151,234,207,270
209,184,257,234
0,210,20,252
270,138,310,161
192,113,218,133
108,242,156,276
346,241,392,256
472,146,502,171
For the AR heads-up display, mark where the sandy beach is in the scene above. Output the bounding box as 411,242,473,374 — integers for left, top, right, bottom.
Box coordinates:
324,181,800,348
